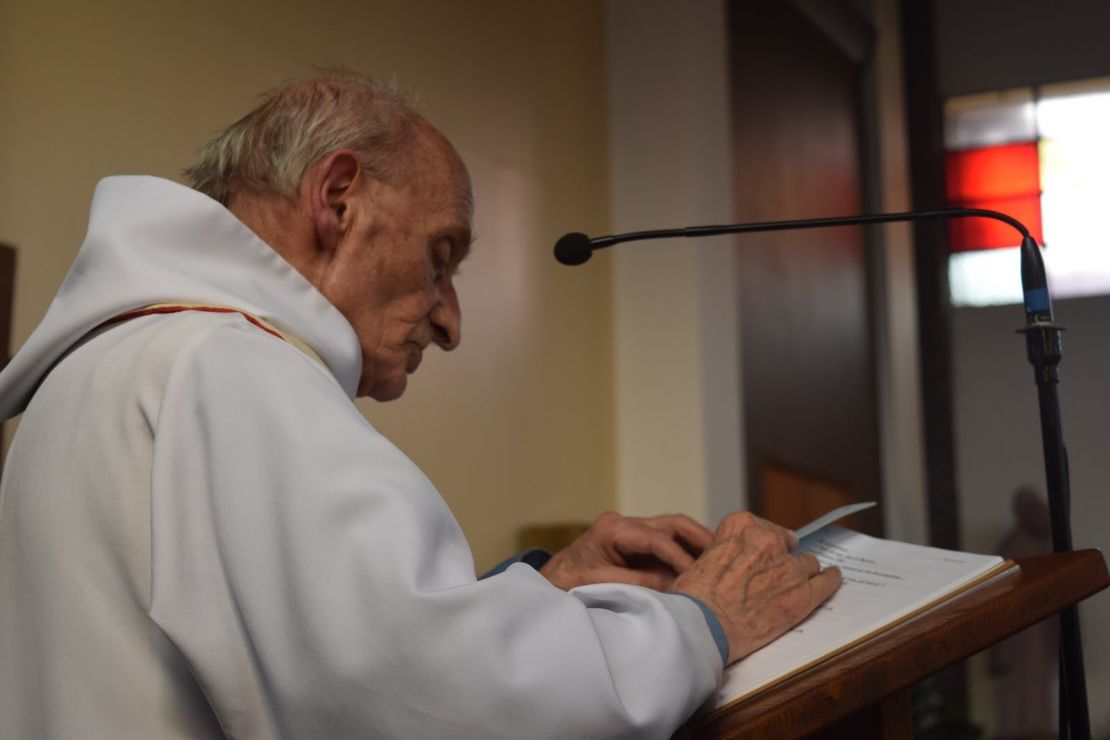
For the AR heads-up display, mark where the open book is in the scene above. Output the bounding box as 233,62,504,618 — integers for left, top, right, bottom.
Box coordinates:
710,509,1016,713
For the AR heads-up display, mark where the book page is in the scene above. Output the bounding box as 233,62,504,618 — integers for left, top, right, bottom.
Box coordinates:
714,525,1005,708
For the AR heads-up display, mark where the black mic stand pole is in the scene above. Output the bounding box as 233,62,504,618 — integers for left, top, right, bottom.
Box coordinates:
1018,233,1089,740
555,207,1090,740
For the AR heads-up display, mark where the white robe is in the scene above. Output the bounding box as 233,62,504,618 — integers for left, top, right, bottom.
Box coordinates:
0,177,721,739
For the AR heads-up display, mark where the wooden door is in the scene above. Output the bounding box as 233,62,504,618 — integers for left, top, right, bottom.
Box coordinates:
729,1,883,535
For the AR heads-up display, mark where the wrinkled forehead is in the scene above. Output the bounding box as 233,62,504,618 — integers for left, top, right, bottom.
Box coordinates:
408,122,474,230
422,124,473,215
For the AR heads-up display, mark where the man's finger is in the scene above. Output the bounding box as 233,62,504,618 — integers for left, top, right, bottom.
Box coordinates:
808,565,842,604
795,553,822,579
613,521,698,574
774,564,842,623
646,514,713,555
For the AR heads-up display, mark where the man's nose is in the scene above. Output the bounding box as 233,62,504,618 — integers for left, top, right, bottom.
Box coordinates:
430,282,461,351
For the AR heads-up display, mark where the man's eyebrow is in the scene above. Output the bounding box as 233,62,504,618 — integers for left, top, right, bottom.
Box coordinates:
444,182,474,262
453,224,474,262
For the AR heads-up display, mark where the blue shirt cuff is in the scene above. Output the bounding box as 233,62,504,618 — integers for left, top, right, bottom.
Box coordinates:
673,592,729,666
480,548,552,579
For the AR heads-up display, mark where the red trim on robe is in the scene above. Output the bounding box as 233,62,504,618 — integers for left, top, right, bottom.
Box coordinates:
96,305,286,342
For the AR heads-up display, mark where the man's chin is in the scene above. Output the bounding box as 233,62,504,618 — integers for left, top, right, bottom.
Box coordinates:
361,375,408,402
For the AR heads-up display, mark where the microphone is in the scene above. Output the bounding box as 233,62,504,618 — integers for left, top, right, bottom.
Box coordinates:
553,233,594,267
556,208,1092,740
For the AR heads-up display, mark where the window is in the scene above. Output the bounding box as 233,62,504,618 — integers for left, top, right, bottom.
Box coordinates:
944,78,1110,306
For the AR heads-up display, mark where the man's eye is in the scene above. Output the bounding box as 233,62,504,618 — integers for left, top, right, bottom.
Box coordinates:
433,241,453,277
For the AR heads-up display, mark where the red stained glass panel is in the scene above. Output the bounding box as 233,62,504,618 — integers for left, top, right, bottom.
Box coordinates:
945,142,1044,251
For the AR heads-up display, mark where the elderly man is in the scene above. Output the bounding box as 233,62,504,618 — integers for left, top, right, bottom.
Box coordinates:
0,75,839,738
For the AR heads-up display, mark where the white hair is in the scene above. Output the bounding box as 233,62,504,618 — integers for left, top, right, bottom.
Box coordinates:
183,72,421,205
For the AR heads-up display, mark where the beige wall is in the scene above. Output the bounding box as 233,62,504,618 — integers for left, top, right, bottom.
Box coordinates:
605,0,744,526
0,0,614,571
869,0,928,546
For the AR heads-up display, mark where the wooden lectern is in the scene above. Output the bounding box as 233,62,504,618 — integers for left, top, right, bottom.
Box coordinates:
681,549,1109,739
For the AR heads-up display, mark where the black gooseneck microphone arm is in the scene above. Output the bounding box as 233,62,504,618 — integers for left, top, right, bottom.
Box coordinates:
555,207,1090,740
553,207,1030,265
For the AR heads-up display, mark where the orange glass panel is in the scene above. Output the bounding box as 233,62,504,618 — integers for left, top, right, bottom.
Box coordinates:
946,142,1044,250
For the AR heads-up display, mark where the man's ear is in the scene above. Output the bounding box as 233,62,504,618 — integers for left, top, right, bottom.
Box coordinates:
309,150,362,253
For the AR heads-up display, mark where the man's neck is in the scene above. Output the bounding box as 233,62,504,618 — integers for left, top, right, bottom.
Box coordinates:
229,191,323,286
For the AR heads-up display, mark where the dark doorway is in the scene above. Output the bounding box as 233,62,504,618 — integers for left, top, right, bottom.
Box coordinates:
728,0,883,536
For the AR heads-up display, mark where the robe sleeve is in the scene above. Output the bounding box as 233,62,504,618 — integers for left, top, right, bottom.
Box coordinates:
146,322,722,739
480,548,552,578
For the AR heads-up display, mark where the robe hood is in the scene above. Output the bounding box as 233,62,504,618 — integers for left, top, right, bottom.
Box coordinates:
0,176,362,419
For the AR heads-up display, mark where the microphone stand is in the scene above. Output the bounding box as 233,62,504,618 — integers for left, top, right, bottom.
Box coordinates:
555,207,1090,740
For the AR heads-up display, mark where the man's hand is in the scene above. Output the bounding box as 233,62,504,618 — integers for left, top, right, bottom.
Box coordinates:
540,511,713,591
671,511,842,665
